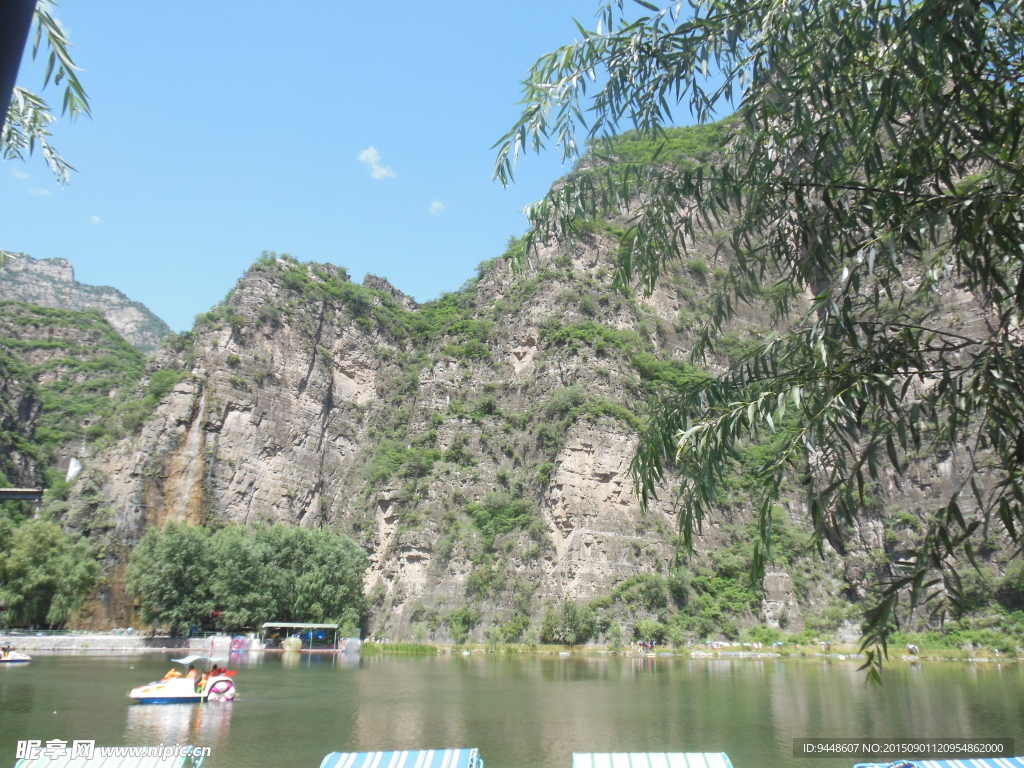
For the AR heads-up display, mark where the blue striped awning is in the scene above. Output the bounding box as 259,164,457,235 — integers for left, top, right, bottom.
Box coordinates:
320,750,482,768
573,754,734,768
855,760,1024,768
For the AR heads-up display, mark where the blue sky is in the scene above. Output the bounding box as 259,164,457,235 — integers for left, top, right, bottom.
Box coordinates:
4,2,647,332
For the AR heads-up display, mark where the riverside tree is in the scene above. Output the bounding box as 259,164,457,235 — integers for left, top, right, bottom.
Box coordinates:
495,0,1024,678
125,522,215,635
0,518,101,627
126,523,368,635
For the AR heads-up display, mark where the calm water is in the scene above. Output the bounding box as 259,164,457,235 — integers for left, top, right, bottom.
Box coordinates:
1,652,1022,768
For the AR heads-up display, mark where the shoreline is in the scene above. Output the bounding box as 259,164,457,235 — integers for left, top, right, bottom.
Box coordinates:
0,633,349,654
2,632,1017,664
0,632,205,652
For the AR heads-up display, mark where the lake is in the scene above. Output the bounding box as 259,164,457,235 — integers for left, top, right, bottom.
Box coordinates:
1,652,1021,768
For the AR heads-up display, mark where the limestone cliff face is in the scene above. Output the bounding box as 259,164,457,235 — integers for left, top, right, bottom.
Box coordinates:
63,244,732,636
0,252,172,351
50,232,1002,641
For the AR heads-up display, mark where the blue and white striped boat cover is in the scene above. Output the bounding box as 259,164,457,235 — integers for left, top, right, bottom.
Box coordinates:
573,754,734,768
320,750,483,768
854,759,1024,768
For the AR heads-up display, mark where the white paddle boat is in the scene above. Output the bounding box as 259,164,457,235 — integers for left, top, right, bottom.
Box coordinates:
129,655,237,704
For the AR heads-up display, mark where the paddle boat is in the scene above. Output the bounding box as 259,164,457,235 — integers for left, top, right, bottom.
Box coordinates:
0,648,31,663
129,655,237,704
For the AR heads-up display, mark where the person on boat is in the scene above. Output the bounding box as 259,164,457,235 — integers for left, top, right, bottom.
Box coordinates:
185,664,198,679
196,671,209,692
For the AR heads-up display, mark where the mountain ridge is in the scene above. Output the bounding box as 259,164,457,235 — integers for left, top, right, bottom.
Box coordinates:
0,251,173,352
37,244,900,642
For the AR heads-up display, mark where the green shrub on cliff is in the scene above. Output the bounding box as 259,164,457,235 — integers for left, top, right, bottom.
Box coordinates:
465,491,543,551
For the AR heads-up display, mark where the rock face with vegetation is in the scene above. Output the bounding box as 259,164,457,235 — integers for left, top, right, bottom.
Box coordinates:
0,302,156,489
22,242,959,643
0,252,172,352
1,125,1022,648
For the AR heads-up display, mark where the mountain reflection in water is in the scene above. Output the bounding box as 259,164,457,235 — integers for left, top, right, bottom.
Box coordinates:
125,701,233,748
0,653,1020,768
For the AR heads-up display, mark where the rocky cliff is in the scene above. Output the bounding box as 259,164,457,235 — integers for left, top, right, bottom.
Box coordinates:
2,139,1016,644
3,233,1011,643
0,251,172,352
36,236,862,641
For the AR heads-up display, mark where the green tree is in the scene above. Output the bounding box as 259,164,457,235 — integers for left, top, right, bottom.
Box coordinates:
208,525,289,631
129,523,369,635
496,0,1024,679
539,600,598,645
126,522,214,635
2,3,90,185
0,518,100,627
447,606,482,645
289,527,368,632
995,561,1024,612
633,618,667,644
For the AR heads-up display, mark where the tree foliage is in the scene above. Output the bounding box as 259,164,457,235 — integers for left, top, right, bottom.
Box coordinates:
126,522,368,635
540,600,599,645
2,3,90,185
496,0,1024,679
0,517,101,627
125,522,215,635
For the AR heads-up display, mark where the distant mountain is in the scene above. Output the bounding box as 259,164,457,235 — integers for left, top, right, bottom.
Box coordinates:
0,251,172,351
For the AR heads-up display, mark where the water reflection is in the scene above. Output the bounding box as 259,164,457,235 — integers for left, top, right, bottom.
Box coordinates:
228,651,265,668
273,651,360,671
125,702,233,747
352,655,1022,768
0,679,35,715
2,653,1022,768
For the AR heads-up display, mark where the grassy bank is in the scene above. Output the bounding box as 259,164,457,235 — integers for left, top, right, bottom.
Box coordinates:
359,640,1020,663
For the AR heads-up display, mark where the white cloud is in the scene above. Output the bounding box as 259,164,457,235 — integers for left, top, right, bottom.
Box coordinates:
28,187,51,196
429,200,443,214
357,146,396,179
89,215,103,225
12,169,28,180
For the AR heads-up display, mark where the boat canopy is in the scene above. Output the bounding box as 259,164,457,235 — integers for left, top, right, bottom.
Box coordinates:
574,755,734,768
170,655,224,668
15,747,204,768
262,622,342,650
320,749,483,768
854,760,1024,768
